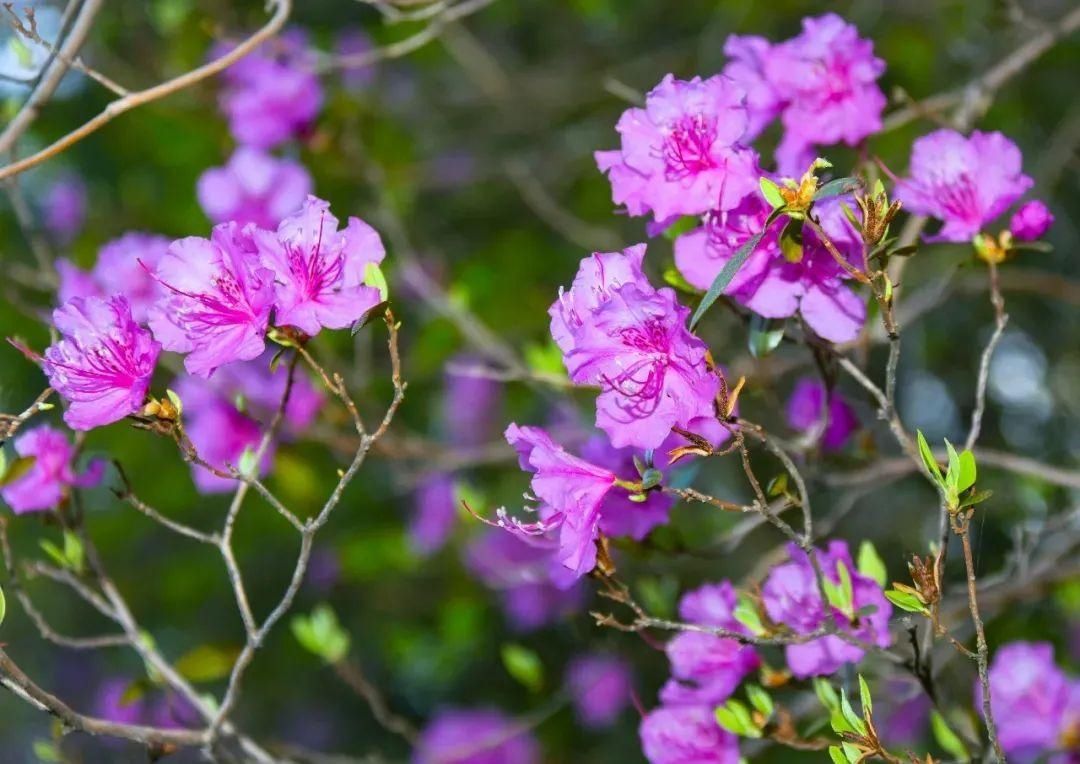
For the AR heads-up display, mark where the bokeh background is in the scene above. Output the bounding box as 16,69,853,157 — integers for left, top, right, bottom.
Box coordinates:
0,0,1078,761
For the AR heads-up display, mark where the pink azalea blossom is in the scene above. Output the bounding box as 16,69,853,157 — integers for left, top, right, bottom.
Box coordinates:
215,28,323,149
252,196,385,336
674,193,866,343
414,708,539,764
595,74,760,221
56,232,172,324
197,146,312,229
566,653,633,729
786,378,859,451
500,424,617,580
550,245,719,450
43,296,160,430
148,223,274,377
42,174,86,243
897,129,1033,242
581,433,674,541
0,425,103,513
640,705,740,764
720,35,781,140
1010,200,1054,242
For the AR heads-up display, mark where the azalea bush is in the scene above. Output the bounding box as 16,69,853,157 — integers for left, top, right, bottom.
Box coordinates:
0,1,1078,763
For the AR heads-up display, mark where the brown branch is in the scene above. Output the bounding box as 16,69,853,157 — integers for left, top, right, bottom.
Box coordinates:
333,659,418,743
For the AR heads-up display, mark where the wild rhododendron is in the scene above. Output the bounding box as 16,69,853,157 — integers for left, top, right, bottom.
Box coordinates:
197,146,313,229
0,425,103,512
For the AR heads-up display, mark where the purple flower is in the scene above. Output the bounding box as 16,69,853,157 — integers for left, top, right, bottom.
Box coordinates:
786,378,859,451
1010,200,1054,242
763,14,886,172
95,679,149,725
761,540,892,678
335,29,376,91
640,705,740,764
216,28,323,148
197,146,312,230
660,581,759,706
43,296,160,430
566,654,633,729
580,433,674,540
501,424,616,580
984,642,1080,761
0,425,103,513
57,232,172,324
148,222,274,377
720,36,781,140
465,529,586,632
251,196,385,336
443,359,503,449
171,355,321,493
595,74,759,221
674,193,866,343
897,129,1033,243
551,245,720,450
410,473,458,555
42,174,86,243
413,708,540,764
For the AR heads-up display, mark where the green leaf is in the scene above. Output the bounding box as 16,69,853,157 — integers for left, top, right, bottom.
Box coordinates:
501,643,543,692
884,588,928,614
746,684,774,719
956,450,977,493
959,489,993,509
857,541,887,587
944,439,961,494
364,262,389,302
839,688,867,735
291,604,351,664
0,455,36,487
662,266,700,295
825,561,854,618
747,314,785,358
714,699,761,738
916,430,944,487
640,468,662,490
779,219,805,263
814,176,862,201
766,473,788,498
39,541,67,569
828,746,847,764
690,210,779,329
733,592,765,636
813,677,839,712
0,583,6,628
841,742,863,763
175,644,240,683
930,710,969,760
165,388,183,417
62,531,84,574
237,446,259,479
759,177,785,209
32,740,61,763
857,675,872,716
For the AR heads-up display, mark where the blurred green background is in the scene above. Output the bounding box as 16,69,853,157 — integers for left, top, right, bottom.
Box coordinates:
0,0,1078,761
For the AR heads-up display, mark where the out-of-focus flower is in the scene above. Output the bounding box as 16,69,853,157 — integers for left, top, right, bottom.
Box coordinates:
640,705,740,764
675,194,866,343
762,540,892,677
43,296,160,430
335,29,376,91
197,146,312,229
720,35,780,140
897,129,1033,242
148,223,274,378
464,529,586,632
595,74,759,221
42,174,86,243
251,196,385,337
1009,200,1054,242
215,28,323,148
763,14,886,174
785,378,859,451
410,473,458,556
57,233,172,324
983,642,1080,761
550,245,719,450
0,425,103,513
565,653,633,728
94,679,149,725
442,357,503,449
413,708,540,764
500,424,616,580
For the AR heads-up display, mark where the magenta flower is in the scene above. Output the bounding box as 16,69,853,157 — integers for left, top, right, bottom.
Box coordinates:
216,28,323,149
443,358,504,449
720,35,781,140
762,540,892,678
42,296,160,430
95,678,149,725
171,355,321,493
551,245,720,450
464,529,586,632
675,194,866,343
660,581,759,707
786,378,859,451
410,473,457,556
197,146,312,230
580,433,674,540
984,642,1080,761
763,14,886,173
0,425,103,513
413,708,539,764
42,174,86,243
897,129,1034,242
500,424,617,580
640,705,740,764
595,74,759,221
252,196,385,336
57,232,172,324
148,223,274,378
1010,200,1054,242
566,653,633,729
